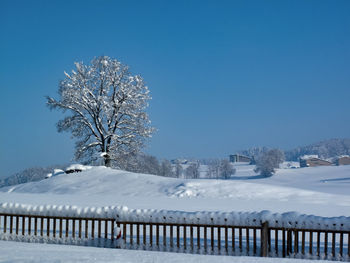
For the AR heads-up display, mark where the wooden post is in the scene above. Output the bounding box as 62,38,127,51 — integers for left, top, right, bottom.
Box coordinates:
294,230,299,254
301,230,305,255
47,217,50,237
218,227,221,252
66,219,69,238
72,219,76,238
275,229,278,255
239,227,242,252
104,220,108,239
287,230,292,255
197,226,201,250
59,219,63,238
53,218,56,237
137,223,140,245
28,216,31,235
21,216,25,235
190,226,194,251
261,221,269,257
339,233,343,257
98,220,101,238
177,225,180,249
79,219,82,238
143,224,146,246
246,228,249,253
34,217,38,236
309,231,313,255
91,220,95,239
163,224,167,247
232,227,235,252
150,224,153,246
156,224,159,246
4,216,7,233
317,231,320,257
170,225,173,248
40,217,44,236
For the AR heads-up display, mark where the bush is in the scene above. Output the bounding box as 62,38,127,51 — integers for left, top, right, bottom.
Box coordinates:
254,149,285,177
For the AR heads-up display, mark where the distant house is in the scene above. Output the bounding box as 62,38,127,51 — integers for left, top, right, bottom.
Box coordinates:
229,154,251,163
335,156,350,166
171,159,188,165
299,155,332,168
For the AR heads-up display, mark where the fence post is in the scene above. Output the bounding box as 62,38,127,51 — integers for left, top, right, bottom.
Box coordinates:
261,221,269,257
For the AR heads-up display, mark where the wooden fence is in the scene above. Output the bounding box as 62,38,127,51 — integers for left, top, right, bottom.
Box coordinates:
0,212,349,261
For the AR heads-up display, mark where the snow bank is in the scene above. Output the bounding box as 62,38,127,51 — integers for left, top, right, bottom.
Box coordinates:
1,202,349,231
0,240,337,263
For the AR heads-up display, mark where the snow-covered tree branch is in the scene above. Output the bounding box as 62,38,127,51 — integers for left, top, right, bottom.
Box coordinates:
47,56,154,167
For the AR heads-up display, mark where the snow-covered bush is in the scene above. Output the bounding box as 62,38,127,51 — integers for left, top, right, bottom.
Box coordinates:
254,149,285,177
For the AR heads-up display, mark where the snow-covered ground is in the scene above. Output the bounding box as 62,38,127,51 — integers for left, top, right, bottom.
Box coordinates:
0,164,349,217
0,164,349,262
0,241,335,263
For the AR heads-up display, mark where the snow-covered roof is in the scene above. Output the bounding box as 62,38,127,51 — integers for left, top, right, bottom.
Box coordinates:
337,155,350,159
299,155,319,160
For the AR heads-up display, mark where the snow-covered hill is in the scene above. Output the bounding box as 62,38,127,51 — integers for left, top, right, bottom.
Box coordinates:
1,164,349,217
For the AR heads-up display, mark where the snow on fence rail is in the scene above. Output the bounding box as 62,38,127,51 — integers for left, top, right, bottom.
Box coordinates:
0,203,349,261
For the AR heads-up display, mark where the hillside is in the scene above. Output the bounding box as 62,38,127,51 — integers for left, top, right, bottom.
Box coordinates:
285,138,350,161
1,164,349,217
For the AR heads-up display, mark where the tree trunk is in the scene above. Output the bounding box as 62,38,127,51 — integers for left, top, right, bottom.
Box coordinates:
104,156,111,167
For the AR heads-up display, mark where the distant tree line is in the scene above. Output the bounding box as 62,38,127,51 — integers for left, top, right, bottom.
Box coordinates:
284,138,350,161
0,165,67,188
115,154,236,179
238,138,350,162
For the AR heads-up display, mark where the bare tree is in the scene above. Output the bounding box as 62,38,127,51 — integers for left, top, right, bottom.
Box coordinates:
254,149,285,177
207,159,220,179
47,56,154,167
219,159,236,179
160,159,174,177
174,162,183,178
185,162,200,179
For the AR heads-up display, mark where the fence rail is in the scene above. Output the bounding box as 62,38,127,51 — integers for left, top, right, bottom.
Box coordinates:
0,212,349,261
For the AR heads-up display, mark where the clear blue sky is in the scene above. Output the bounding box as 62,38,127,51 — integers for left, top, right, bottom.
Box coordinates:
0,0,349,177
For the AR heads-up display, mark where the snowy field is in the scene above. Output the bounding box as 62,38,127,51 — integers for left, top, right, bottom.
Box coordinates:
0,164,349,217
0,240,336,263
1,164,349,262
